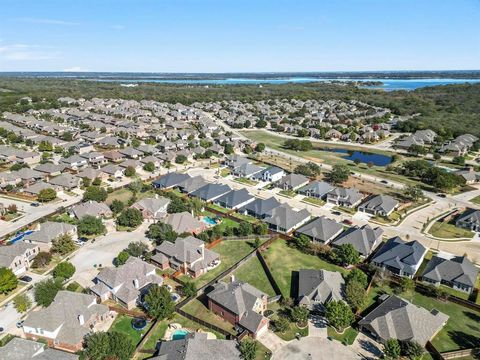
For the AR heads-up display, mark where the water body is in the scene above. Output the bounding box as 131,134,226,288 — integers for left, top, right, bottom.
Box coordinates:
325,148,393,166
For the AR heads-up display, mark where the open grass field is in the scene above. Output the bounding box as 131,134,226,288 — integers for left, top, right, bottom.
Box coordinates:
110,315,153,346
232,255,277,296
428,221,474,239
262,239,348,297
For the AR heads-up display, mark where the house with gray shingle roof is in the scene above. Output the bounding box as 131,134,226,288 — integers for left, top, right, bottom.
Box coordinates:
232,162,264,179
190,183,232,202
333,224,384,257
0,242,40,275
34,163,66,177
254,166,285,182
23,221,77,250
153,332,241,360
298,181,335,199
0,337,79,360
358,194,399,217
358,294,448,346
213,189,255,210
153,172,190,189
296,269,345,311
163,211,206,234
421,255,479,294
131,196,170,220
326,187,363,208
23,291,109,352
276,173,310,191
177,175,209,194
239,196,281,219
206,280,269,337
48,173,82,190
263,203,311,234
295,216,344,244
91,257,163,309
371,237,427,278
22,181,61,196
152,236,219,278
69,200,112,219
456,208,480,232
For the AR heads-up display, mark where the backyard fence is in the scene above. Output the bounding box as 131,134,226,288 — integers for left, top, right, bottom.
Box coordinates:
257,250,284,297
176,308,235,339
440,348,480,360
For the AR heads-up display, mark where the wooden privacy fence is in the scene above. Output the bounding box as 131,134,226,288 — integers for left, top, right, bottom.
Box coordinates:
440,348,480,360
176,308,235,339
256,250,283,297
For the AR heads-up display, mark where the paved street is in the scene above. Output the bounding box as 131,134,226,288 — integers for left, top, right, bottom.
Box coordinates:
272,337,362,360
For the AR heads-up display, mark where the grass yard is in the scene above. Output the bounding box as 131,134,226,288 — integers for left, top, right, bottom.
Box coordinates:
106,188,133,205
232,255,277,296
110,315,153,346
470,195,480,205
333,206,357,215
220,168,231,177
207,203,231,214
255,341,272,360
263,239,348,297
279,190,297,198
181,297,237,335
373,211,401,224
140,321,168,352
215,217,240,233
301,197,325,207
229,211,260,224
170,313,226,339
179,239,256,288
235,177,259,186
327,326,358,345
429,221,474,239
268,302,308,341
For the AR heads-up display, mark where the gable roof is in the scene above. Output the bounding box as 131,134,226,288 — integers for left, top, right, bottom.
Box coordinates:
132,196,170,216
153,172,191,188
456,208,480,226
295,216,343,243
359,195,399,214
297,269,345,306
70,200,112,219
190,183,232,201
421,255,479,287
263,203,310,230
177,175,209,193
0,338,79,360
0,242,39,268
276,173,309,188
163,211,204,234
214,189,254,208
372,237,427,274
333,224,384,256
23,221,76,244
298,181,335,198
240,197,281,217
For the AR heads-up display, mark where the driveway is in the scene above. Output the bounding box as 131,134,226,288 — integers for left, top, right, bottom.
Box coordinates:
272,337,362,360
350,332,384,359
308,314,327,338
257,330,288,354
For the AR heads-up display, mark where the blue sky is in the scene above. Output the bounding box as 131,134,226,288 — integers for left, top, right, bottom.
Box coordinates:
0,0,479,72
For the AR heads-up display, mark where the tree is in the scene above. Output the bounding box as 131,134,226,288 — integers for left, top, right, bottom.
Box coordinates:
53,262,76,280
38,141,53,152
77,215,106,236
283,139,313,151
400,277,415,293
294,162,321,177
253,222,268,235
38,188,57,202
452,156,465,166
6,204,17,214
236,221,253,236
143,284,175,320
345,268,368,288
274,316,289,333
125,241,148,257
403,184,423,201
175,154,187,164
82,177,91,187
239,338,258,360
256,143,266,152
290,305,309,324
384,338,401,360
294,234,310,252
116,208,143,228
146,222,177,244
0,267,18,294
34,277,63,307
108,331,135,360
325,300,355,332
401,340,424,360
13,293,32,313
114,251,130,267
255,119,267,128
51,233,76,255
143,161,155,172
328,164,350,184
128,179,143,193
124,166,136,177
32,251,52,268
83,186,108,202
345,280,367,311
331,244,360,266
92,177,102,186
183,281,197,298
224,143,234,154
84,331,134,360
110,199,125,215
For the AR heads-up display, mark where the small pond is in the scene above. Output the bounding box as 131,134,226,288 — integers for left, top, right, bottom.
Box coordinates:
325,148,393,166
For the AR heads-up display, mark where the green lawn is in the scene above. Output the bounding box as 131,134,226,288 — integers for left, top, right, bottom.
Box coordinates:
470,195,480,205
429,221,474,239
279,190,297,198
178,239,256,288
235,177,259,186
363,282,480,352
263,239,348,297
207,203,231,214
327,326,358,345
268,302,308,341
170,313,226,340
232,256,277,296
110,315,152,346
141,321,168,351
302,197,325,207
255,341,272,360
106,188,134,205
220,168,231,177
215,217,240,233
229,212,260,224
333,206,357,215
181,297,237,335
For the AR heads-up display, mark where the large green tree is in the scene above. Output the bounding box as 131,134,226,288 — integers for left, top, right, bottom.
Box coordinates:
325,300,355,332
77,215,106,236
143,284,175,320
34,277,63,307
328,164,350,184
146,222,177,244
384,338,401,359
51,233,76,255
52,262,76,280
83,186,108,202
38,188,57,202
116,208,143,228
239,338,258,360
0,267,18,294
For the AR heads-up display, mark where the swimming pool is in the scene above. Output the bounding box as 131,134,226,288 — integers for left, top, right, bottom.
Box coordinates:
172,329,189,340
202,216,217,226
9,230,34,244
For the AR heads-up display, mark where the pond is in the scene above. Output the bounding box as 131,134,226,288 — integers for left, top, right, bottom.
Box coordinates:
325,148,393,166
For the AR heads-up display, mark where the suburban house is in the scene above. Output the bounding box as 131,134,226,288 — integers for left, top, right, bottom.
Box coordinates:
231,162,264,179
276,173,310,191
358,195,399,217
23,221,77,250
455,208,480,232
454,168,480,184
421,255,479,294
153,332,241,360
0,242,40,275
60,155,88,171
333,224,384,257
0,338,79,360
255,166,285,182
23,291,110,352
295,216,344,244
177,175,209,194
298,181,335,199
189,183,232,202
239,196,281,219
22,181,61,197
153,172,190,189
213,189,255,210
131,196,171,220
326,187,363,208
206,279,269,337
48,173,82,190
152,236,220,278
100,164,124,179
69,200,113,219
358,294,448,346
296,269,345,311
163,211,206,234
263,203,311,234
91,257,163,309
371,237,428,278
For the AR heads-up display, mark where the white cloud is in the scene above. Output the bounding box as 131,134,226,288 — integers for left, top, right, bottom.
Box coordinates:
0,43,60,61
16,17,79,26
63,66,88,72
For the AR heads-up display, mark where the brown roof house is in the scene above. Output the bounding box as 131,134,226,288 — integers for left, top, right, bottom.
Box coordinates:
206,279,269,338
91,257,163,309
131,196,171,221
22,291,110,352
152,236,219,278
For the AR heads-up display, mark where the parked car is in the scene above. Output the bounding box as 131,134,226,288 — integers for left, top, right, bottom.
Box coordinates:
30,202,40,207
19,275,33,283
332,210,341,216
437,193,447,198
16,320,24,328
380,180,388,184
343,219,353,225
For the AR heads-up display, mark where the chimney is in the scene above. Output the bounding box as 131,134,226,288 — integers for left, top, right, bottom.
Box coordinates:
230,274,235,283
133,278,139,289
78,314,85,326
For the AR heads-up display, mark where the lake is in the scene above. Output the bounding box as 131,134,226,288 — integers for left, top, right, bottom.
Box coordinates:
325,148,393,166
